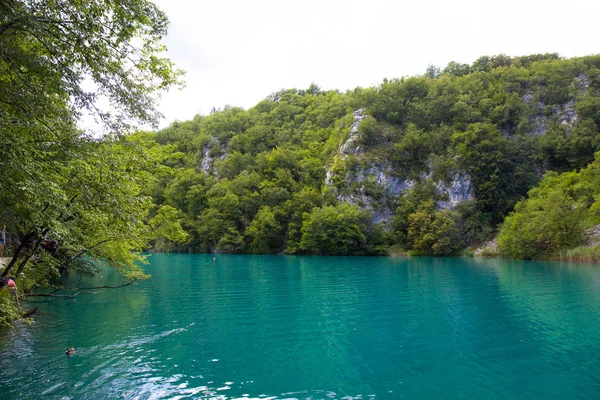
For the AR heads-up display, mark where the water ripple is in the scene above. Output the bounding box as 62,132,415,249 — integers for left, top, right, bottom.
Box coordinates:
2,255,600,399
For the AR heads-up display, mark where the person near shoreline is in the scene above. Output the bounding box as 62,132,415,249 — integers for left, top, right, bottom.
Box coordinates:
0,276,19,308
0,226,5,257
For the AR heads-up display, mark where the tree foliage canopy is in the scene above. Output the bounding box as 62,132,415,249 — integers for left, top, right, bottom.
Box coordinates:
0,0,184,297
135,54,600,258
498,153,600,259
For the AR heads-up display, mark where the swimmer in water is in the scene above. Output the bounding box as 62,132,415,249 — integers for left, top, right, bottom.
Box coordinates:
65,348,75,355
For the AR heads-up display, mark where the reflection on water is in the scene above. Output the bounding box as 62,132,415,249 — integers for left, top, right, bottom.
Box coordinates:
1,254,600,399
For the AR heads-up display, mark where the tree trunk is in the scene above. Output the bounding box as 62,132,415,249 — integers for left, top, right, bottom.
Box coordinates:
1,232,34,277
15,253,35,278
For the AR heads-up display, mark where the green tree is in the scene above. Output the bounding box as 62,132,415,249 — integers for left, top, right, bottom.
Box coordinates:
390,181,439,249
407,209,463,256
498,157,600,259
282,188,323,254
442,61,471,77
245,206,282,253
0,0,181,132
454,200,493,244
216,228,245,253
1,137,184,284
149,205,189,252
452,123,532,221
196,209,231,253
300,203,368,255
0,0,182,316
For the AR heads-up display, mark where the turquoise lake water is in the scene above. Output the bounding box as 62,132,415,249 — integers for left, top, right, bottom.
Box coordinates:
1,254,600,399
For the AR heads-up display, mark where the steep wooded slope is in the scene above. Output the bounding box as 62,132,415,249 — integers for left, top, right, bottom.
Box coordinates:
144,54,600,255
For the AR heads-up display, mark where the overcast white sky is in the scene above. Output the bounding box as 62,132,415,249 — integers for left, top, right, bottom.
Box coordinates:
153,0,600,128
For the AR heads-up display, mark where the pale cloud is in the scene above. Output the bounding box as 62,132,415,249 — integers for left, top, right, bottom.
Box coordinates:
154,0,600,127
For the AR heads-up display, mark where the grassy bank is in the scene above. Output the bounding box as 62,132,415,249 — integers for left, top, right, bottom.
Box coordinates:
556,246,600,263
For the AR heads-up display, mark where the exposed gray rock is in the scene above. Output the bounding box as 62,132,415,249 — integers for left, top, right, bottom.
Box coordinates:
371,209,392,223
326,161,417,223
524,80,584,136
436,172,474,210
553,99,578,126
340,108,367,155
199,139,227,175
326,109,475,223
324,168,334,186
200,146,214,173
524,95,551,137
328,162,473,222
522,93,545,111
358,164,415,197
473,237,500,257
585,225,600,247
528,115,549,137
526,99,577,137
573,72,590,93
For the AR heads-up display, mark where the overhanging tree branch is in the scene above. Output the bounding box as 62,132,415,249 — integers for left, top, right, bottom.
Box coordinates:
25,281,135,297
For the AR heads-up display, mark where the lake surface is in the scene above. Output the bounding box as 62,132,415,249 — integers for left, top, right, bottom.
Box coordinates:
1,254,600,399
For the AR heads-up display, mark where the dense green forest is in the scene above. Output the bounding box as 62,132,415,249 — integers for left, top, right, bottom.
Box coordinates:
499,153,600,261
141,54,600,258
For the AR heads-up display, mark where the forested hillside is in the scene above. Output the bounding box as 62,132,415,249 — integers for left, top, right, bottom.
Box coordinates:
498,153,600,261
142,54,600,257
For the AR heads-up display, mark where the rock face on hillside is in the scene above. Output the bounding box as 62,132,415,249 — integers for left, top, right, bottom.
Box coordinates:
436,172,474,209
586,225,600,247
473,237,500,257
200,146,214,173
325,110,474,223
524,72,589,137
199,139,228,175
340,108,367,155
